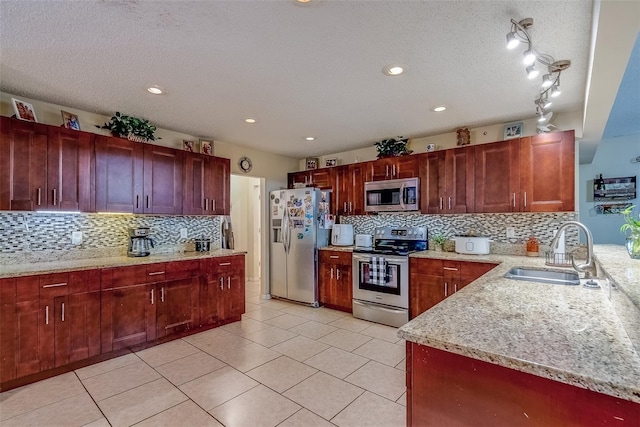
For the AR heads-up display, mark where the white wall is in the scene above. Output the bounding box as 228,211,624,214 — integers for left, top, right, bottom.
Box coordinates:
579,134,640,244
230,174,261,280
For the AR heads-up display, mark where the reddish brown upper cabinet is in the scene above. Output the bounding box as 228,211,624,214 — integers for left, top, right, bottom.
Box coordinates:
95,136,183,214
0,117,92,212
368,156,419,181
318,250,352,312
183,153,229,215
209,156,230,215
474,139,521,213
288,168,335,190
519,130,575,212
420,148,474,214
334,163,367,216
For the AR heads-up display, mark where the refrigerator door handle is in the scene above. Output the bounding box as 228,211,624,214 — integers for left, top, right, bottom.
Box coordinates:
283,207,291,254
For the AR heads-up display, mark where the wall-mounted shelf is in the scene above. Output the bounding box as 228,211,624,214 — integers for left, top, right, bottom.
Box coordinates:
594,176,636,201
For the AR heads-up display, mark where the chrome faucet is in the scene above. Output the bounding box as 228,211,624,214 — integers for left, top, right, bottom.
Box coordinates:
550,221,599,288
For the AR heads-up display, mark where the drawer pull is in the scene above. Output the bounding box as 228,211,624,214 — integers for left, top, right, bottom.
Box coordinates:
148,271,165,276
443,267,459,271
43,282,68,288
219,262,231,266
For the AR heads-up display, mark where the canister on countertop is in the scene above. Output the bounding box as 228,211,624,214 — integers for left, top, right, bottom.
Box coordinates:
526,236,539,257
195,238,211,252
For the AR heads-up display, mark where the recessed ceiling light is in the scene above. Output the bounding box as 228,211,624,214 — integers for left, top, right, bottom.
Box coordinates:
383,65,404,76
297,0,312,3
432,106,447,112
244,118,256,124
305,137,315,141
146,85,164,95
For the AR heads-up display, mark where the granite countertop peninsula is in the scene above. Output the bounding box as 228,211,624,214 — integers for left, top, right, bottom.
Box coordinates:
320,245,354,252
399,245,640,404
0,249,247,279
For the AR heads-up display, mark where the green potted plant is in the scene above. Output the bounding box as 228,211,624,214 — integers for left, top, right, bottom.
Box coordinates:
97,112,159,142
620,205,640,259
374,136,413,158
431,233,448,252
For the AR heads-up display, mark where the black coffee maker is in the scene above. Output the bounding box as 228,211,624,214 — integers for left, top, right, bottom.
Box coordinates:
128,227,154,257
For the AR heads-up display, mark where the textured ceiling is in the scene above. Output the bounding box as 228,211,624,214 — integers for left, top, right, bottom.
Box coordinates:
0,0,598,158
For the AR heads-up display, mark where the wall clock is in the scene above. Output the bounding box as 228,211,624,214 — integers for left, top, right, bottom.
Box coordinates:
239,156,253,173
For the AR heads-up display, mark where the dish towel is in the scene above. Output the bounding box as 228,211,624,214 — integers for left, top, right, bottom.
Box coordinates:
368,256,387,285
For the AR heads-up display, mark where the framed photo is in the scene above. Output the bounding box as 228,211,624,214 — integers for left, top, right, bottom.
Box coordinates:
11,98,37,122
325,158,337,167
183,140,195,152
61,110,80,130
504,122,523,139
306,157,319,170
200,139,214,155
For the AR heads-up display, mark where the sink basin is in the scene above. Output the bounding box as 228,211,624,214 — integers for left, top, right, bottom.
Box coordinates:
504,267,580,285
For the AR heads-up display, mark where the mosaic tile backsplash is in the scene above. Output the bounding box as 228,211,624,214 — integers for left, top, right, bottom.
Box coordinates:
340,212,580,255
0,212,222,263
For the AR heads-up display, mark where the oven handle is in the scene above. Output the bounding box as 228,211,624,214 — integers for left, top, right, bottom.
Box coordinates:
353,299,408,315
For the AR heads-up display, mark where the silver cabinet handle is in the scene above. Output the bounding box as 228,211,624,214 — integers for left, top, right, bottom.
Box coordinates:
219,262,231,266
343,202,347,213
393,164,396,176
52,188,57,206
227,277,231,289
146,195,150,209
150,289,154,304
148,271,165,276
213,199,216,211
61,302,65,322
42,282,68,288
136,195,139,209
386,165,389,177
443,267,458,271
512,193,516,208
337,269,340,280
444,282,448,297
349,202,352,212
309,174,313,185
329,255,339,259
220,277,224,290
330,267,334,279
45,305,49,325
439,197,443,210
205,198,209,211
37,188,42,206
523,192,527,208
448,196,452,210
454,284,458,293
160,287,165,302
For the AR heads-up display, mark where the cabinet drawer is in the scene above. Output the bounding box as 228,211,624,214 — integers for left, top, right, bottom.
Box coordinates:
146,263,167,282
211,256,244,273
0,278,17,305
166,260,201,280
320,250,352,265
101,265,147,290
39,273,70,298
410,258,443,276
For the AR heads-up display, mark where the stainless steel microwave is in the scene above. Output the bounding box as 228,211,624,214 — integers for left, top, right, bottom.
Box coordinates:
364,177,420,212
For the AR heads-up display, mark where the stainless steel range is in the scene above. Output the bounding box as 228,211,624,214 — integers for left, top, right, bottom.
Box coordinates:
352,226,428,327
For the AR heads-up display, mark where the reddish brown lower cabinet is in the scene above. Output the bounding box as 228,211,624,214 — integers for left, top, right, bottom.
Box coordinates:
409,258,496,319
406,343,639,426
201,255,246,324
319,250,352,312
156,277,200,338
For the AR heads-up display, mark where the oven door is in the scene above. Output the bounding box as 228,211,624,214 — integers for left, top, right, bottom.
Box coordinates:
352,252,409,309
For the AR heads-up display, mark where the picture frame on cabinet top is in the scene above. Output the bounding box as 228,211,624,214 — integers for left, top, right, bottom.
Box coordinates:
183,140,196,152
306,157,318,170
504,122,523,139
11,98,37,122
61,110,81,130
325,158,338,167
200,139,213,155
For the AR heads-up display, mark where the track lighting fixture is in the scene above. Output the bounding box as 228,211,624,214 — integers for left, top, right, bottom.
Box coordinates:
506,18,571,121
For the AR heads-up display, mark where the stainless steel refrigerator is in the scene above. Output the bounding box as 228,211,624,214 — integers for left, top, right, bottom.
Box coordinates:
270,188,331,306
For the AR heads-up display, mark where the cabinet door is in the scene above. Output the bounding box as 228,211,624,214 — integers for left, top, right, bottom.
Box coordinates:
318,259,333,305
369,158,395,181
209,156,230,215
519,131,575,212
474,140,520,213
101,283,156,352
288,171,309,189
349,163,367,215
409,258,445,318
15,298,46,377
445,147,475,213
46,127,92,211
0,117,48,211
94,135,144,213
66,291,101,363
442,262,461,296
200,276,220,326
183,152,207,215
336,262,353,311
459,262,497,288
143,144,183,214
0,278,17,383
394,156,420,179
228,268,246,319
334,165,350,216
420,152,446,214
310,169,334,189
156,277,200,338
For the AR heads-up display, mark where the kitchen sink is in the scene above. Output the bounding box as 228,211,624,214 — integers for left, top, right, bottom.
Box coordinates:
504,267,580,285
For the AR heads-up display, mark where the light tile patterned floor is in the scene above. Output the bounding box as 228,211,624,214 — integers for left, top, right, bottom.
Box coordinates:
0,279,406,427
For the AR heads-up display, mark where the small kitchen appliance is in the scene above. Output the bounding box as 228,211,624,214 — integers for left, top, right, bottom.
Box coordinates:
364,177,420,213
352,226,428,327
332,224,354,246
355,234,373,249
195,238,211,252
453,235,492,255
128,227,154,257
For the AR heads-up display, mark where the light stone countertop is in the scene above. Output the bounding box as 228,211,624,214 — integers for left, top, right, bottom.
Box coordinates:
399,245,640,404
319,245,355,252
0,249,247,279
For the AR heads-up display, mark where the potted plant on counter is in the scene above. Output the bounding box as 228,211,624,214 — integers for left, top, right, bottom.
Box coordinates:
431,234,448,252
374,136,412,158
97,112,159,142
620,205,640,259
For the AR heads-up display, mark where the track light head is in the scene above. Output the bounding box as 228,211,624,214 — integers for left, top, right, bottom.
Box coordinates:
523,49,536,65
506,32,520,49
541,74,553,88
526,64,539,79
550,85,561,97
